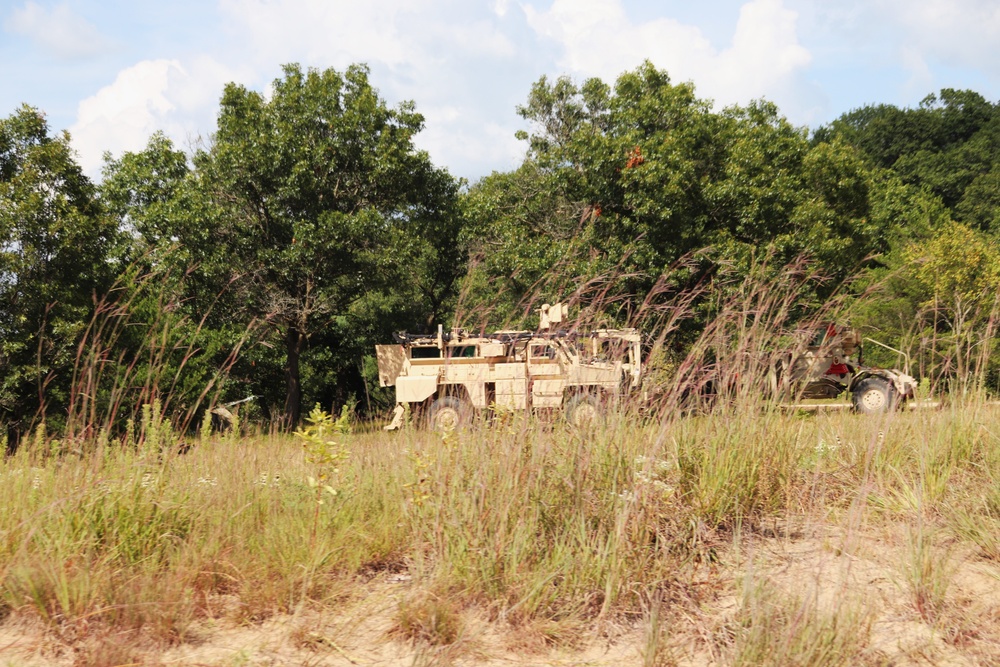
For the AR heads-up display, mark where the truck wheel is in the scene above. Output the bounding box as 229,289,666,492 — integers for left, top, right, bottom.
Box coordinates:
565,394,602,428
427,396,470,432
851,377,897,415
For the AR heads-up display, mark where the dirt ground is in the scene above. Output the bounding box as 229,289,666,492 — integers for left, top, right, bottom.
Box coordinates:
3,521,1000,666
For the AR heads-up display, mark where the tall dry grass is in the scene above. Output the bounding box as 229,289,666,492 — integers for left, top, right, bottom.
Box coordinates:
16,261,259,455
3,402,1000,657
5,252,1000,663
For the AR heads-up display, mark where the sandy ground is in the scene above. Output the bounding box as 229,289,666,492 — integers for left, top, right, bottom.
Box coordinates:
3,522,1000,666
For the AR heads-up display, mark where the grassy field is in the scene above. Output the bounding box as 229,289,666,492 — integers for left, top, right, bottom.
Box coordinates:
3,402,1000,666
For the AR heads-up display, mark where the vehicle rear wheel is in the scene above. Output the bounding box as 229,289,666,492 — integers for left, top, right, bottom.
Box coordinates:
565,394,602,428
851,377,897,415
427,396,471,432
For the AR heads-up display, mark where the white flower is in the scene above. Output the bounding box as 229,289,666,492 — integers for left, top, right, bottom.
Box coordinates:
255,472,280,487
815,439,838,455
652,480,674,494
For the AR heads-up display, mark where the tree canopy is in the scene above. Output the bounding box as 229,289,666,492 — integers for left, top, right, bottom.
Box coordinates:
462,63,945,328
0,106,119,435
1,62,1000,439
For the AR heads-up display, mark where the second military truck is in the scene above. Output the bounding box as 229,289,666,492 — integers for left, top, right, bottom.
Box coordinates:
771,324,918,413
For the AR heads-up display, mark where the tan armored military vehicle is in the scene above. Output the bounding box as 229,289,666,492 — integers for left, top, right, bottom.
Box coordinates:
771,324,917,413
375,303,642,430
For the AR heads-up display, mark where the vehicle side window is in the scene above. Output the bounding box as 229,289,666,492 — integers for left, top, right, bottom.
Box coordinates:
531,344,556,360
411,347,441,359
591,340,624,359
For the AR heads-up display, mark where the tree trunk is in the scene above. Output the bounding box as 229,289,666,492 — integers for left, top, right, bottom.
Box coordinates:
284,327,303,427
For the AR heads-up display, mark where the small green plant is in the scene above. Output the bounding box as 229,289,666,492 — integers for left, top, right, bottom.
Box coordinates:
123,417,135,449
296,405,350,498
32,422,46,454
200,410,212,442
487,402,520,433
403,447,432,509
139,399,174,454
294,404,351,543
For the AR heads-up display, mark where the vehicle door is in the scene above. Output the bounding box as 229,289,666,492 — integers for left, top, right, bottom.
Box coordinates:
527,339,565,408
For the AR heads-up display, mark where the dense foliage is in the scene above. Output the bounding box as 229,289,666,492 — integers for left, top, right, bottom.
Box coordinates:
2,61,999,439
461,65,946,326
0,107,119,438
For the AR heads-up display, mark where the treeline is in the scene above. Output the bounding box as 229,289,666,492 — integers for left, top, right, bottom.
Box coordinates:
2,61,999,439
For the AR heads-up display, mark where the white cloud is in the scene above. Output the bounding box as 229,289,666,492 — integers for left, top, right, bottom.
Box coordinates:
13,0,1000,185
68,57,247,176
219,0,411,68
898,46,934,98
218,0,516,68
525,0,812,112
63,1,529,181
5,1,110,59
716,0,812,99
212,0,525,177
794,0,1000,110
414,106,523,176
442,19,517,60
880,0,1000,66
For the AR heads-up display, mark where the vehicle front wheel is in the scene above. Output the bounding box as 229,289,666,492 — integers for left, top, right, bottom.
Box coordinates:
851,377,897,415
427,396,471,432
565,394,603,428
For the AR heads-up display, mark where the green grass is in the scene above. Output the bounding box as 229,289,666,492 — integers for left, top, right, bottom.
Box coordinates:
3,402,1000,662
728,578,873,667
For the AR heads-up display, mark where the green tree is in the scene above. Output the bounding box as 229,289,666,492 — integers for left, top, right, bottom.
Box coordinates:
902,222,1000,386
463,62,922,328
101,131,191,263
0,106,119,435
195,64,460,424
820,90,1000,220
96,134,260,430
462,64,726,324
904,222,1000,329
957,165,1000,233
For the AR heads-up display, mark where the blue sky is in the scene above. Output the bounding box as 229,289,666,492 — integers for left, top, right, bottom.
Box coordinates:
3,0,1000,180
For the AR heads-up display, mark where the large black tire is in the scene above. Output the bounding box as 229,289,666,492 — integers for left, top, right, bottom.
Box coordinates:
427,396,471,432
851,377,897,415
565,394,603,428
